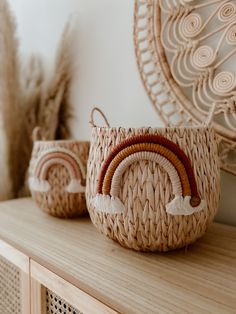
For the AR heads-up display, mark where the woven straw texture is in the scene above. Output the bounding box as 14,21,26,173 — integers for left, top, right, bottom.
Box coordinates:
0,255,21,314
29,140,90,218
86,126,220,251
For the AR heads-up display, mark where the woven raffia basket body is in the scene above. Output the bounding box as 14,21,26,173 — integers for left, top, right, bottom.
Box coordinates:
86,126,220,251
29,140,90,218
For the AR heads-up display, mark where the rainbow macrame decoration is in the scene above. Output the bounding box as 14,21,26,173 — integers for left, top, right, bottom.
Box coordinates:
29,147,86,193
92,134,206,216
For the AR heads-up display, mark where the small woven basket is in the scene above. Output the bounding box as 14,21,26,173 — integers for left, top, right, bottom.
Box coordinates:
86,108,220,251
29,129,90,218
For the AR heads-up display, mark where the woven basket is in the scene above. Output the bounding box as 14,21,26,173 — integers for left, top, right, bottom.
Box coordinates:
29,130,90,218
86,108,221,251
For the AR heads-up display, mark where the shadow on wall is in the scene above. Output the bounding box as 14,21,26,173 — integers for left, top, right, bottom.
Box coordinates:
215,171,236,226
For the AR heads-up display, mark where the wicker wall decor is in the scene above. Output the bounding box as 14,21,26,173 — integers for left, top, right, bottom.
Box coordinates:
86,108,220,252
134,0,236,175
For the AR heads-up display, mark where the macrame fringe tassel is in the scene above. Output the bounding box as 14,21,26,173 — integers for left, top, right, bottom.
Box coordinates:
93,194,206,216
166,195,206,216
65,179,85,193
28,177,50,192
92,194,125,214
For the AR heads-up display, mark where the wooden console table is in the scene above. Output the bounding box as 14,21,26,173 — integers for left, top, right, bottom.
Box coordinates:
0,198,235,313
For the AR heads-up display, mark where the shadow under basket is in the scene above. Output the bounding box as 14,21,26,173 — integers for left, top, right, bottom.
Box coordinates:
86,110,221,251
29,140,90,219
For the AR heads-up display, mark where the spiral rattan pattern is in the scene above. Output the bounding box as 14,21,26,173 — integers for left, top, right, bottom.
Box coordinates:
134,0,236,175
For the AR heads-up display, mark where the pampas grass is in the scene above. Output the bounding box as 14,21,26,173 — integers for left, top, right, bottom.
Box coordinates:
18,21,74,196
0,0,21,199
38,21,73,140
0,0,74,198
17,55,45,197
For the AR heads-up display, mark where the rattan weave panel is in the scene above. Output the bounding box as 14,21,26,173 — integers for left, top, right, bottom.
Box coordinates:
46,289,83,314
0,255,21,314
134,0,236,175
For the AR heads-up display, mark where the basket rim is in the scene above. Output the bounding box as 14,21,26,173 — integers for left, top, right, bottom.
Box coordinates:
34,139,90,144
91,125,214,132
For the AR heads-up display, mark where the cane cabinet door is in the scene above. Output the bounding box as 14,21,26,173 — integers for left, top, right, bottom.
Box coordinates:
30,261,117,314
0,240,30,314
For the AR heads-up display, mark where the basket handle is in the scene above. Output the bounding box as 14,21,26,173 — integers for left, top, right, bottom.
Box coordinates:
32,126,46,141
89,107,110,128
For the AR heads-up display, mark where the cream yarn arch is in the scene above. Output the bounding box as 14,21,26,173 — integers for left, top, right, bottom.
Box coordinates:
134,0,236,175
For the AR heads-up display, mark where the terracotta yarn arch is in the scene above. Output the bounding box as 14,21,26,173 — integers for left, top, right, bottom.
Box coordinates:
134,0,236,175
93,134,206,216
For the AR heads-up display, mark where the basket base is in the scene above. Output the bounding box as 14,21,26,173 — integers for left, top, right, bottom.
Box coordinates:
32,191,88,219
88,206,213,252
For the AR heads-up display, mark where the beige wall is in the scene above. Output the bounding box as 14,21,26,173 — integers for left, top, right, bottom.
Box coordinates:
9,0,236,225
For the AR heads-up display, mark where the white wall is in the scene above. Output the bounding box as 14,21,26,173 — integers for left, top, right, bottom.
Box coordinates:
9,0,236,225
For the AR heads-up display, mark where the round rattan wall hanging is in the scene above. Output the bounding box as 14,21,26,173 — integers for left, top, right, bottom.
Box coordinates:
134,0,236,175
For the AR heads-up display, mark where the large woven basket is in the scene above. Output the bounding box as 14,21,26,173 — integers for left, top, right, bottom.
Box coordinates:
29,133,90,218
86,108,220,251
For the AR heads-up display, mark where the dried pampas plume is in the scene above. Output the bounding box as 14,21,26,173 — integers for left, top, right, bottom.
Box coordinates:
21,55,44,135
18,55,44,196
19,20,74,196
0,0,74,198
0,0,21,199
38,21,73,140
